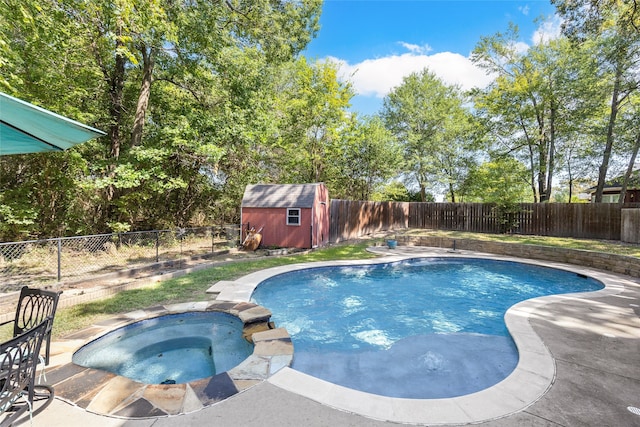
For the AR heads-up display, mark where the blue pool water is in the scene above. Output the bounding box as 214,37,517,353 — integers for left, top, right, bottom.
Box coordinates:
250,258,603,398
73,312,253,384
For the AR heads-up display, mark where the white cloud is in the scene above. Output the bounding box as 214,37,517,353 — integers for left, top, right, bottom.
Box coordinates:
518,5,530,16
323,16,563,104
399,42,432,55
532,16,563,44
329,51,495,99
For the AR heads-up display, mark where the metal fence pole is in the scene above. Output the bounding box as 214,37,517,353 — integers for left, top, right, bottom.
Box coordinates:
155,231,159,263
57,238,62,282
211,226,215,253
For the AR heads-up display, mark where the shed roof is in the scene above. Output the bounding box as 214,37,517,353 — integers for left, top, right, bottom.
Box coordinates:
242,183,321,208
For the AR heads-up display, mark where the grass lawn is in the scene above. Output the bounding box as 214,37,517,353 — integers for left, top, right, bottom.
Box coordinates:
1,231,637,342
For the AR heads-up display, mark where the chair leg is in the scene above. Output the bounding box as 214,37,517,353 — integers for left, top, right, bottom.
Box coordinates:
30,384,54,418
43,334,51,366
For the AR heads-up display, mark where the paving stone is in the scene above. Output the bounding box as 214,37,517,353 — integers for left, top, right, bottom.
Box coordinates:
253,339,293,356
62,326,105,340
268,354,294,375
46,363,88,386
237,306,272,323
231,379,261,392
205,300,238,311
86,376,146,414
231,302,258,313
252,327,290,342
93,316,131,327
143,383,187,415
205,280,238,294
190,373,238,406
113,397,168,418
242,322,270,341
181,385,204,413
227,356,270,380
123,309,148,319
54,368,116,404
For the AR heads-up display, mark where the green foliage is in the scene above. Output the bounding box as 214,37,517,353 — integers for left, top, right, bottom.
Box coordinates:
461,157,530,204
372,181,428,202
272,58,354,184
0,0,323,239
381,69,477,203
332,115,403,200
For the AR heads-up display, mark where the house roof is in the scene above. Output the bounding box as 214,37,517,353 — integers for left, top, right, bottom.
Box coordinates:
587,169,640,193
242,183,322,208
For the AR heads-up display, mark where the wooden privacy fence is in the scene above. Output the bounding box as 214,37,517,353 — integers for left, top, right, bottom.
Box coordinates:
329,200,409,242
329,200,640,242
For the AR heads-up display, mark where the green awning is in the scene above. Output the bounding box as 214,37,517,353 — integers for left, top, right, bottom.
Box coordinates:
0,92,106,155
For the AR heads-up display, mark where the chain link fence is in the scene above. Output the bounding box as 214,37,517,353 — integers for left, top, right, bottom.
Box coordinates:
0,226,241,293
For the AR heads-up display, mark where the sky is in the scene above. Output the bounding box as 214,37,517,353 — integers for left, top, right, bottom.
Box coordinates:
303,0,560,115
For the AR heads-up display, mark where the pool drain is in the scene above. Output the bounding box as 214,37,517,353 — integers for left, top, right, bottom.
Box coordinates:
628,406,640,416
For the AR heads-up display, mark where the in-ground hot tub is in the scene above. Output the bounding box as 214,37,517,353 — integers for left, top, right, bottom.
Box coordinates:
73,311,253,384
50,301,294,418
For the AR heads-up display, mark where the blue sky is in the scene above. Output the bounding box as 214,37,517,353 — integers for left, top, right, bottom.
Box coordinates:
303,1,559,115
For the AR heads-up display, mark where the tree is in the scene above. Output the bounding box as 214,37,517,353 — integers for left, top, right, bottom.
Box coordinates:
461,156,530,203
473,29,585,203
615,92,640,204
0,0,322,237
381,70,476,202
552,0,640,202
372,181,428,202
271,58,353,184
332,115,403,200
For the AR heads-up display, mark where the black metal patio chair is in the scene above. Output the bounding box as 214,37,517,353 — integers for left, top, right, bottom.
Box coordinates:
0,319,53,426
0,287,62,366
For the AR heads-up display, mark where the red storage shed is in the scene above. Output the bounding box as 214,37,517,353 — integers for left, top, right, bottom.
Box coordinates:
241,183,330,249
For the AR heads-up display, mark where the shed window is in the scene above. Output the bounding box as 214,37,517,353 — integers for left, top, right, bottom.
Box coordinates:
287,208,301,225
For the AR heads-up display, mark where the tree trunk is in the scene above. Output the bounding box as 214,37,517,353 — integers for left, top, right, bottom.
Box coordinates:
105,35,127,203
131,44,155,148
595,64,623,203
532,97,549,202
545,100,557,203
618,131,640,205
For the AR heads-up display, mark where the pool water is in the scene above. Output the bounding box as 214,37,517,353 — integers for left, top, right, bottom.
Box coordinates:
73,312,253,384
251,258,603,398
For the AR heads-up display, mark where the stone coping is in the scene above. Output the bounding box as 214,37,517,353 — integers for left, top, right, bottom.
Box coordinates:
45,301,293,419
211,246,633,425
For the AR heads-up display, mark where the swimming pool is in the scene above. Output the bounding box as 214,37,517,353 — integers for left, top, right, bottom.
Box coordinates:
251,258,603,398
73,311,254,384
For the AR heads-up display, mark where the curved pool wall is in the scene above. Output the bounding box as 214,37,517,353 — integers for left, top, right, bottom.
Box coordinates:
213,247,629,425
49,301,294,418
73,311,254,384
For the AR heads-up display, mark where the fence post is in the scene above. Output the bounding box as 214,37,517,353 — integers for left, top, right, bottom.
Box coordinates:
57,238,62,282
211,226,215,253
155,231,159,263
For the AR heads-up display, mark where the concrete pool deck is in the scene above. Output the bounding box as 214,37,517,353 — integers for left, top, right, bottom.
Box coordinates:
33,246,640,426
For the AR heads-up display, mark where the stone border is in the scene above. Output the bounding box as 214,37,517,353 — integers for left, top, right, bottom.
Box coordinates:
45,300,293,418
210,246,633,425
